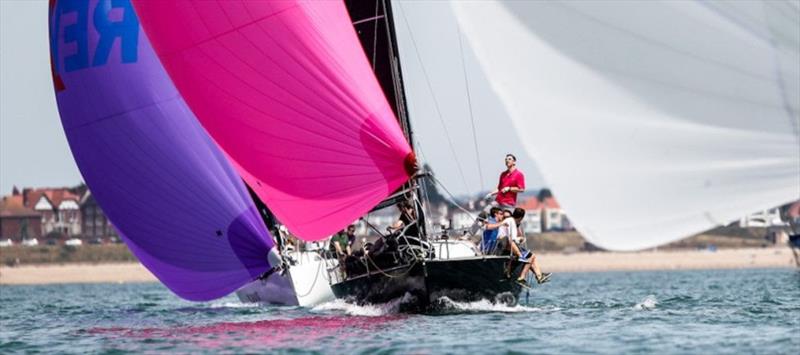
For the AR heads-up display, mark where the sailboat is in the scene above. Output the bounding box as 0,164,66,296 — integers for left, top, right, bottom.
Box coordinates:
49,0,798,309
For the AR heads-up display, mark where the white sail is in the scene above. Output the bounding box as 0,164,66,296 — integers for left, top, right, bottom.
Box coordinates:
390,1,547,195
445,0,800,251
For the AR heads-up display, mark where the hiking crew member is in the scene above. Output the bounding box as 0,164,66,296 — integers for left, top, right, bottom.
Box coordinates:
482,207,502,253
484,208,550,286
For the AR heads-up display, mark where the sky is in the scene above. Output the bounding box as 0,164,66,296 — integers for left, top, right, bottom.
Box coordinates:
0,0,546,198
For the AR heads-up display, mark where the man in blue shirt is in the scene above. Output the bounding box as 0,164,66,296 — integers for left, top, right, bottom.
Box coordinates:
481,207,502,253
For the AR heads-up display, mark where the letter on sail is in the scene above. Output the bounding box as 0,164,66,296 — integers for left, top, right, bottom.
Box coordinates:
132,0,414,240
452,1,800,250
49,0,276,300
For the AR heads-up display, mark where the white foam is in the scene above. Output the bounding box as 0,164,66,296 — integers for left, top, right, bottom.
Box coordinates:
208,301,261,309
311,298,403,317
633,295,658,310
435,296,554,313
311,293,556,316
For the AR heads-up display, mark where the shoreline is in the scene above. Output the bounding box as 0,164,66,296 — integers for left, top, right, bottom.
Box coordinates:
0,247,796,285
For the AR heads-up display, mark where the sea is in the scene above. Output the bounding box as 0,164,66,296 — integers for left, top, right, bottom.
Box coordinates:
1,268,798,354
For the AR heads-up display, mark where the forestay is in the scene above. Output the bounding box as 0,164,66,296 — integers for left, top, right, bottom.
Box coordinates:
452,0,800,250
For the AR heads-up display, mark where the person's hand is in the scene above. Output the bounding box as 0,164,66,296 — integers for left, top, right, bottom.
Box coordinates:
502,186,511,193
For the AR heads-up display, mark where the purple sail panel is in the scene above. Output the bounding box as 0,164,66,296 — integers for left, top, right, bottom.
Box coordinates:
49,0,275,301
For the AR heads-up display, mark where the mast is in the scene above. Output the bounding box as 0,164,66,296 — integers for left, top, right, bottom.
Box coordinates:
381,0,414,151
346,0,427,238
382,0,427,238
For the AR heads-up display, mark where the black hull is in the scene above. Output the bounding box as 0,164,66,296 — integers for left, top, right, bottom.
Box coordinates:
331,256,523,312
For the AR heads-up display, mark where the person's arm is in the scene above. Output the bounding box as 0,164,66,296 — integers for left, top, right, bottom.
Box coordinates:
334,240,344,256
484,221,502,230
501,186,524,193
516,223,526,244
486,175,503,199
514,171,526,193
387,220,405,232
506,218,518,242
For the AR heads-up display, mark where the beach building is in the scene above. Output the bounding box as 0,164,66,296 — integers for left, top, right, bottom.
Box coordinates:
517,196,574,233
80,190,119,241
24,187,82,237
739,208,786,227
541,197,569,231
0,189,42,241
517,198,543,234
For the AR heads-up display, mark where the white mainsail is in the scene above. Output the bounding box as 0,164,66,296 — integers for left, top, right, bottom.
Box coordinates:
417,0,799,251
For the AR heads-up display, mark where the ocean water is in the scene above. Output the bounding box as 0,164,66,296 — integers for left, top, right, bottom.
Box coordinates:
1,268,798,354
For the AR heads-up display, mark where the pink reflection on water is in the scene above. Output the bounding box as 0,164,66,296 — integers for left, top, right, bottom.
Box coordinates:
88,315,405,348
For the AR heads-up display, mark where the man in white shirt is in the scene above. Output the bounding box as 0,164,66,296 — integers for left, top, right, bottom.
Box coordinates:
484,208,550,286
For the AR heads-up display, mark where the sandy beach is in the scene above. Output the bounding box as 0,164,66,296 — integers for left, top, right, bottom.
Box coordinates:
539,247,797,273
0,262,157,285
0,247,796,285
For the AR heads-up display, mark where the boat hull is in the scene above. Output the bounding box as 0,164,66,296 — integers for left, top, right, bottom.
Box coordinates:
331,256,523,312
235,251,336,307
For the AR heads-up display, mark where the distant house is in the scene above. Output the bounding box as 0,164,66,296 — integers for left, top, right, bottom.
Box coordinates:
517,196,573,233
80,190,119,240
517,198,542,234
0,190,42,241
739,208,785,228
541,197,569,231
23,188,82,237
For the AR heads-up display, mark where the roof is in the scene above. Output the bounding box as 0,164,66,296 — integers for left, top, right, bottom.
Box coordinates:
542,197,561,209
26,190,51,209
0,195,41,218
518,198,541,210
518,197,561,210
22,188,80,209
43,189,79,207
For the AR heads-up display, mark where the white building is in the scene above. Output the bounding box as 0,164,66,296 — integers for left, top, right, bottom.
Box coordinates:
26,188,82,237
739,208,786,228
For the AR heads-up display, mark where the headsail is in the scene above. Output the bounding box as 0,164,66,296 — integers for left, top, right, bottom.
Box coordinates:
452,1,800,251
131,0,414,240
49,0,276,300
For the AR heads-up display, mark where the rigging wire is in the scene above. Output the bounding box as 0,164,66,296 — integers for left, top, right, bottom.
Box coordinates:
371,0,380,70
456,22,485,191
396,2,472,193
428,173,479,220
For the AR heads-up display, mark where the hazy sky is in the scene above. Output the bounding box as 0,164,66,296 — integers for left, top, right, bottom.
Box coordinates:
0,0,546,197
1,1,86,193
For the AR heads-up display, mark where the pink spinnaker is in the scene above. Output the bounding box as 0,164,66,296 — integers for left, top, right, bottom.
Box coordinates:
132,0,413,240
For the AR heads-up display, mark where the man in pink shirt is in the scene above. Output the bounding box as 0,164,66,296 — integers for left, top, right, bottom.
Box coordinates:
488,154,525,208
470,154,526,235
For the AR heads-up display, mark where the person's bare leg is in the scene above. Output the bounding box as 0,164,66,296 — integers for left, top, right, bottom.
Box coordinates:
509,241,522,257
518,263,531,280
531,254,542,279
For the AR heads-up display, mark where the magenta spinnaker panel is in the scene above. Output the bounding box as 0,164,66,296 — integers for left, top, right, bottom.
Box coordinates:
132,0,414,240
